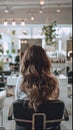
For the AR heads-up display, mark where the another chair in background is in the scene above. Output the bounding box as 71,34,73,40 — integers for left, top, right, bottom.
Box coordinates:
67,71,73,84
0,82,5,89
67,71,73,97
9,63,20,73
8,100,69,130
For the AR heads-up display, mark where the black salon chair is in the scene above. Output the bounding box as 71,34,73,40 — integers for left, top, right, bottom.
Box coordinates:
67,71,73,84
67,71,73,97
0,82,5,88
8,100,69,130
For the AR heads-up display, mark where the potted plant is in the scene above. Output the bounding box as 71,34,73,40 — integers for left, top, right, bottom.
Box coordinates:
42,21,58,45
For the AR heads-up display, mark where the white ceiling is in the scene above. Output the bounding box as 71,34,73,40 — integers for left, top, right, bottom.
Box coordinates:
0,0,72,24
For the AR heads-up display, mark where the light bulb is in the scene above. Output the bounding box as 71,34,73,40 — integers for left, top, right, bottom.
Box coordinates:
40,0,45,5
31,16,34,20
21,20,25,26
5,9,8,13
39,10,43,13
4,20,8,26
12,20,16,26
56,9,61,13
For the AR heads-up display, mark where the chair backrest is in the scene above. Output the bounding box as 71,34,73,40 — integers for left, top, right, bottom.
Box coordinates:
0,71,11,76
68,71,73,84
9,99,69,130
0,82,5,88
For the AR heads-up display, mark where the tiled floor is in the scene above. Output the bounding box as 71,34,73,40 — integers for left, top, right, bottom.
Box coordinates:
0,85,72,130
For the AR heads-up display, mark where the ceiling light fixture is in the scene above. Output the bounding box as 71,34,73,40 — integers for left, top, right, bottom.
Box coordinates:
56,9,61,13
5,6,9,13
40,0,45,5
12,19,16,26
31,16,34,20
39,5,43,13
5,9,8,13
3,20,8,26
21,20,25,26
39,10,43,13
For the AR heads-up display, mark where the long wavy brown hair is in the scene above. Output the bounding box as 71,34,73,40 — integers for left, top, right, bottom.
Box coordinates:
20,45,57,111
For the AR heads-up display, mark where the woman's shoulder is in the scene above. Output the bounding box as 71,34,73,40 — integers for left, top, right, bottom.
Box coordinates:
44,99,63,103
13,99,28,106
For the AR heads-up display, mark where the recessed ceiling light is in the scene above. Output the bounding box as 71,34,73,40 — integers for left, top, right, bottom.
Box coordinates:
31,16,34,20
5,6,9,13
40,0,45,5
5,9,8,13
39,10,43,13
56,9,61,13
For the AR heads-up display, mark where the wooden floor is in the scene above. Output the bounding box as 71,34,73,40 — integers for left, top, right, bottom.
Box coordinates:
0,85,72,130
